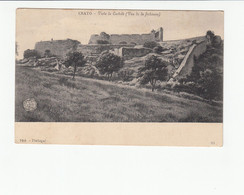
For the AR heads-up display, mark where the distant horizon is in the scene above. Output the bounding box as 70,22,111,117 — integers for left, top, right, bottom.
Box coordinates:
16,9,224,59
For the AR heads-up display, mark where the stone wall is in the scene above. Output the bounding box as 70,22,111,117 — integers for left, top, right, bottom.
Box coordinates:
77,44,135,57
88,27,163,45
77,44,152,61
173,40,208,79
119,47,152,60
35,39,80,59
109,34,155,45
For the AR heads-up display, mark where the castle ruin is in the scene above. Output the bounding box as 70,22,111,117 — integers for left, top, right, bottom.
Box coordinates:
34,39,80,59
32,27,211,80
34,27,163,59
88,27,163,45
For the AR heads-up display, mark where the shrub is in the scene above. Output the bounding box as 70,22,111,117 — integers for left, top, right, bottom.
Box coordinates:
100,32,110,40
212,36,223,48
118,69,134,81
44,49,51,57
65,52,86,79
153,46,164,54
137,55,169,91
96,52,124,81
175,43,223,101
206,30,215,42
143,41,158,49
23,49,41,59
58,77,76,89
97,40,109,44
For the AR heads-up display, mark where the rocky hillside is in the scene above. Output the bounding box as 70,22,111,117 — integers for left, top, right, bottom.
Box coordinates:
17,35,222,101
119,36,207,83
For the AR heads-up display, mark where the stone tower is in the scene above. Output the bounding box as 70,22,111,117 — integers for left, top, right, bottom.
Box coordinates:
153,27,163,42
159,27,163,42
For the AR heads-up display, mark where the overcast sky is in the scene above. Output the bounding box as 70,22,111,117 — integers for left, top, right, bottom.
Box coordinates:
16,9,224,58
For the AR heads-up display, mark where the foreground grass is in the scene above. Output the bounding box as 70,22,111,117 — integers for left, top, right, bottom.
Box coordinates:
15,66,223,122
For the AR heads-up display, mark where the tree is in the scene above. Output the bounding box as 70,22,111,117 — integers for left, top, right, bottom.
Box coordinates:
100,32,110,40
138,55,168,91
153,46,164,54
182,44,223,100
96,52,124,81
206,30,215,42
206,30,223,49
44,49,51,57
97,40,109,44
212,35,223,48
118,68,134,81
198,68,223,100
23,49,41,59
65,52,86,79
143,41,158,49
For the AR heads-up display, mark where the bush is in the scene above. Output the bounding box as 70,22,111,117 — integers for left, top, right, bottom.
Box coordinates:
97,40,109,44
212,35,223,48
143,41,158,49
174,43,223,101
153,46,164,54
58,77,76,89
44,49,51,57
65,52,86,79
23,49,41,59
137,55,168,91
96,52,124,81
100,32,110,39
118,69,134,81
206,30,215,42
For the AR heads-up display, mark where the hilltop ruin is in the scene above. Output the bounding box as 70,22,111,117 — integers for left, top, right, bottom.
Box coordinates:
33,28,211,80
88,27,163,45
35,39,80,59
34,27,163,59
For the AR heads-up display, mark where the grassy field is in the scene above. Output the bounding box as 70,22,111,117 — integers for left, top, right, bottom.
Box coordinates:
15,66,223,122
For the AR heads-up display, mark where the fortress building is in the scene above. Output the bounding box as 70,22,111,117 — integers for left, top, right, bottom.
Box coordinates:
88,27,163,45
35,39,80,58
34,27,163,59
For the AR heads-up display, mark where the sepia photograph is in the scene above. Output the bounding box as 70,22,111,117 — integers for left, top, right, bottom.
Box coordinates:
2,1,244,195
15,9,223,123
15,9,223,146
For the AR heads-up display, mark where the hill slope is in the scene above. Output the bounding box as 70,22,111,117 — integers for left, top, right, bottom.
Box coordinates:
120,36,207,83
15,66,222,122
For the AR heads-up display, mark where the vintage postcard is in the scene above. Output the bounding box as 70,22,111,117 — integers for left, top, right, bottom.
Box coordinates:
15,9,223,146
